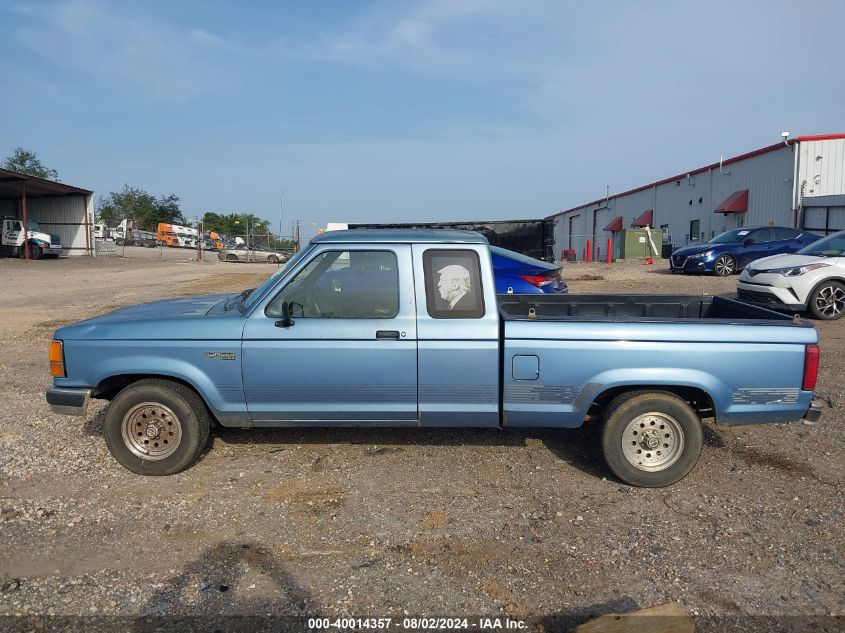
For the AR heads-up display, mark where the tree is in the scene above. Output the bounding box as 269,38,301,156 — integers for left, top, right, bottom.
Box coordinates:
97,185,184,230
202,211,294,250
2,147,59,181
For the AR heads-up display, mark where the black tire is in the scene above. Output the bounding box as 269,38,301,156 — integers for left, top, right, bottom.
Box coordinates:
808,280,845,320
103,379,210,475
267,255,280,264
601,391,703,487
226,254,238,262
713,254,735,276
115,237,124,246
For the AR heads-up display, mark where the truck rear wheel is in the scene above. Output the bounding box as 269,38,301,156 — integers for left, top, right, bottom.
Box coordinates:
601,391,702,487
103,379,210,475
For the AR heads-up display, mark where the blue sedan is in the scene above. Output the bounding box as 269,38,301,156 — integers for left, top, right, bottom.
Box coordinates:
490,246,568,294
669,227,820,276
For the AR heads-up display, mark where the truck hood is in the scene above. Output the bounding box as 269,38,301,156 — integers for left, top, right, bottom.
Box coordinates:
54,293,242,340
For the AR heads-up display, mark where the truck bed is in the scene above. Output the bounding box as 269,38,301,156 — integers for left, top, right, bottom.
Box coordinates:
498,293,796,322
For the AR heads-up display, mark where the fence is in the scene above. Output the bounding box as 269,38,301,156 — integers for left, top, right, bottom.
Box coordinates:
94,239,119,257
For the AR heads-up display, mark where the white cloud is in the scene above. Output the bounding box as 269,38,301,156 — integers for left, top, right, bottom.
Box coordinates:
13,0,236,103
311,0,536,75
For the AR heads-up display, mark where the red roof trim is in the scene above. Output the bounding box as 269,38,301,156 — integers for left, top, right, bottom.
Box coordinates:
631,209,653,228
546,133,845,219
603,216,624,231
797,133,845,142
715,189,748,213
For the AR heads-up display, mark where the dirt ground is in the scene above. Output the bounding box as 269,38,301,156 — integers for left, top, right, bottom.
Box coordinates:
0,253,843,632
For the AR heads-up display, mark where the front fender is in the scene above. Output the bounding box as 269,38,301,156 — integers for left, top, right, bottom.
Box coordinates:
56,340,249,427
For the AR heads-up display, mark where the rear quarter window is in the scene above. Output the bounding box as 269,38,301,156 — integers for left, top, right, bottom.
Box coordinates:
423,249,485,319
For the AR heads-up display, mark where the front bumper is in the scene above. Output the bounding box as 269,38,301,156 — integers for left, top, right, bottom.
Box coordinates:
669,254,715,273
737,279,805,311
46,387,91,416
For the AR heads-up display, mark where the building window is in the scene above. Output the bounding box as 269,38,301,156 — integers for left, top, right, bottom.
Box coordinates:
689,220,700,243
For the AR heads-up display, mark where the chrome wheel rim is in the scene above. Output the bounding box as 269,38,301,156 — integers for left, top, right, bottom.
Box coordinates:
621,412,684,472
121,402,182,460
814,286,845,318
714,256,734,276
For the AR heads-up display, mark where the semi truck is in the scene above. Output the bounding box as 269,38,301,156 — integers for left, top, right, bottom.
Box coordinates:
46,230,822,486
1,217,62,258
115,229,158,248
157,223,198,248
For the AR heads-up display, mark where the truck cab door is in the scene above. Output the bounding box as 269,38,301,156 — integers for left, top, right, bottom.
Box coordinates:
3,219,22,246
412,244,500,427
241,244,418,425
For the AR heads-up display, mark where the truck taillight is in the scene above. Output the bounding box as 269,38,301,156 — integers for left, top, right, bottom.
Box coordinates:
49,340,65,378
803,344,819,391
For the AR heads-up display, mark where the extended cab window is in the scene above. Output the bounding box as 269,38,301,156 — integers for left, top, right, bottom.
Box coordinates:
423,249,484,319
266,250,399,319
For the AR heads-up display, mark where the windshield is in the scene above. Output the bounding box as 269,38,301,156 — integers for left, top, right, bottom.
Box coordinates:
708,229,752,244
798,231,845,257
242,247,312,312
27,220,42,232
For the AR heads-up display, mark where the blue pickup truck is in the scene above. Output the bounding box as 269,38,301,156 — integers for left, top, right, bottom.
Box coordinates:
46,230,823,487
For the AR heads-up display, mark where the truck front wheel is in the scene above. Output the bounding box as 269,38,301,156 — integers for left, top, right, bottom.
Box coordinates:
601,391,703,487
103,379,210,475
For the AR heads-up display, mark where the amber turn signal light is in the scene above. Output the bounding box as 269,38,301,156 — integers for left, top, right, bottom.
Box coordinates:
49,340,65,378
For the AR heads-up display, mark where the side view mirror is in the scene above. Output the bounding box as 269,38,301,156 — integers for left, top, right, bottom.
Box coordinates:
742,238,755,246
275,301,295,328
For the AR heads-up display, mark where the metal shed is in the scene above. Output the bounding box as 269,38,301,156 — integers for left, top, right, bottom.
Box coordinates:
0,169,94,257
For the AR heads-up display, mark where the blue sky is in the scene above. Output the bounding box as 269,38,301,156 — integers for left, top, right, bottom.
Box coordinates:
2,0,843,239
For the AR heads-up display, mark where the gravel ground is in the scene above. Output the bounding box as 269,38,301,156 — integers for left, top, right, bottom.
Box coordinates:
0,255,843,632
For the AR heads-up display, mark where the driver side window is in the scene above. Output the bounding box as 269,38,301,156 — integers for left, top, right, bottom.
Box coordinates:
265,250,399,319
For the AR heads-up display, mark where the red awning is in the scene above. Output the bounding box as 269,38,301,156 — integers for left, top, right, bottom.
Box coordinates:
715,190,748,213
632,209,653,227
603,216,624,231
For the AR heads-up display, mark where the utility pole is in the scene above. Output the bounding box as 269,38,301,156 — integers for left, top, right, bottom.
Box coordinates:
196,216,202,262
294,219,301,252
279,189,284,251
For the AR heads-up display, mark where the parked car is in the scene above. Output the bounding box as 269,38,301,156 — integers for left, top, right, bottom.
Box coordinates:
218,243,289,264
669,227,820,276
46,230,822,487
490,246,568,294
737,230,845,320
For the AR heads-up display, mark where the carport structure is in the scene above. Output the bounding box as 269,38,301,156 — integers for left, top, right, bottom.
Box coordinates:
0,168,94,258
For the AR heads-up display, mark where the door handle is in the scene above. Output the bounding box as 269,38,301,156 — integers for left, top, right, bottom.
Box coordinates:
376,330,400,340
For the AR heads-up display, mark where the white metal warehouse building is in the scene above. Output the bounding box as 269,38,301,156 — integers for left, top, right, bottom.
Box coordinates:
547,133,845,262
0,169,94,257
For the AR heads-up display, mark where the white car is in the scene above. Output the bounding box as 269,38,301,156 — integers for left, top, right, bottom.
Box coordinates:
737,230,845,320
